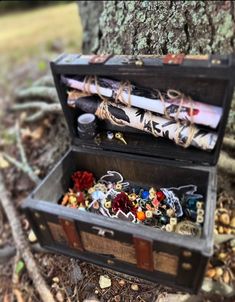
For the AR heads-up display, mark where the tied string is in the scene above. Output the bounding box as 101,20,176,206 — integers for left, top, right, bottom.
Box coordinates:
83,75,133,106
95,100,126,127
151,89,197,148
81,76,197,149
82,76,132,126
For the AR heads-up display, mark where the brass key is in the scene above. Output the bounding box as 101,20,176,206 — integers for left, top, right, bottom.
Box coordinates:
115,132,127,144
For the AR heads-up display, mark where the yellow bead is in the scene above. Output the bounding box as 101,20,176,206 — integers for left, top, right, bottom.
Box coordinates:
166,224,173,232
170,218,177,225
104,201,112,209
145,210,153,219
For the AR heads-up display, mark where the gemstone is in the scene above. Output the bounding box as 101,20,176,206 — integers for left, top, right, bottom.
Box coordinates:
159,215,169,225
152,197,160,208
156,191,165,202
137,211,146,221
141,191,149,200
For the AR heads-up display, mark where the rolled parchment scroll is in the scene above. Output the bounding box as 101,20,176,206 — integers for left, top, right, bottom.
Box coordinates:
68,93,218,151
62,75,222,129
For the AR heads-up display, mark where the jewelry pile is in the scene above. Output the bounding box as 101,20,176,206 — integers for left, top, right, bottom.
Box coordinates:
60,170,205,237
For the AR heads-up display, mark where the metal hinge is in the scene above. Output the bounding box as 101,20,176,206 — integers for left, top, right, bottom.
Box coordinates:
92,226,114,237
163,54,185,65
89,55,112,64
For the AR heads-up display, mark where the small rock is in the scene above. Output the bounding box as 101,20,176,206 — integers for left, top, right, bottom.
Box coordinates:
214,267,223,279
114,295,121,302
230,217,235,228
118,279,125,287
52,277,59,283
223,271,230,284
206,268,216,278
218,253,227,261
99,275,111,289
131,284,139,291
28,230,37,243
55,290,64,302
219,213,230,225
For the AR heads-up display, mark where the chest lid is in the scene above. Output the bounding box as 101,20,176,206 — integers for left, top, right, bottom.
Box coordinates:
50,54,235,166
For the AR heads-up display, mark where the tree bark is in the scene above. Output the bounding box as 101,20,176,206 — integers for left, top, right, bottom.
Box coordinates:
79,0,235,55
78,1,103,54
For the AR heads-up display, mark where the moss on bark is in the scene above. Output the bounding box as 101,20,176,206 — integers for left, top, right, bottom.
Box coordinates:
79,1,235,55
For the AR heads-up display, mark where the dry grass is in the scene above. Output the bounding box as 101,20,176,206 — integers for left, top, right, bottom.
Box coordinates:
0,3,82,61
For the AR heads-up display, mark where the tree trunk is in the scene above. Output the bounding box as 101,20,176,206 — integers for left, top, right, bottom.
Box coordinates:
78,0,235,55
78,1,103,54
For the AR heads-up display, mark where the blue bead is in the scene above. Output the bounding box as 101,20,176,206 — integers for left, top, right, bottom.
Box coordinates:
141,191,149,200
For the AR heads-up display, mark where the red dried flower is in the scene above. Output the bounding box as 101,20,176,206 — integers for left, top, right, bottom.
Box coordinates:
72,171,94,192
112,192,136,215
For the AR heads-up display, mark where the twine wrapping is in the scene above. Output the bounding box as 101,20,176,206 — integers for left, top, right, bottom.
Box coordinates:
81,76,197,148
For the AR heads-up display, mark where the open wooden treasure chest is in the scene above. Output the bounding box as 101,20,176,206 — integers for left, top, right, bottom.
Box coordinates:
23,54,235,293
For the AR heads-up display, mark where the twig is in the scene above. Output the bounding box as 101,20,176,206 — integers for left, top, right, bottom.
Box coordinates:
15,121,27,165
12,251,20,285
218,151,235,175
32,75,55,87
0,172,56,302
0,243,55,264
3,120,39,184
2,153,40,184
16,87,58,103
11,102,61,122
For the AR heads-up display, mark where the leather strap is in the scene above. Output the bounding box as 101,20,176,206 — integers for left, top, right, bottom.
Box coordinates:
133,237,154,271
59,218,84,251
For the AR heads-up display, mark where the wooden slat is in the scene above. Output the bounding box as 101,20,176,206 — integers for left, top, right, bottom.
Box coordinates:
59,218,84,251
133,237,154,271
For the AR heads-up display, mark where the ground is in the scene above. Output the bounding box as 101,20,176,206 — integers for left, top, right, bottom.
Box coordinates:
0,3,235,302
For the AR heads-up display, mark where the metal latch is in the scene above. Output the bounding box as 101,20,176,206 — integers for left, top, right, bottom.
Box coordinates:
163,54,185,65
89,55,112,64
92,226,114,237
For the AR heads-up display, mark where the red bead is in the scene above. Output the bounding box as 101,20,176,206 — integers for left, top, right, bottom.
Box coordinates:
156,191,165,202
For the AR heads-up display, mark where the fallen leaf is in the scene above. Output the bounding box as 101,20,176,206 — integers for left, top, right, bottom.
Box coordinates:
15,260,25,275
99,275,111,289
21,126,44,141
70,262,83,283
0,153,10,169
